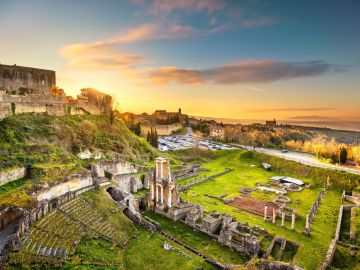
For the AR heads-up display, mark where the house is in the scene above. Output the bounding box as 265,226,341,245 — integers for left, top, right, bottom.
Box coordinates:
210,125,225,139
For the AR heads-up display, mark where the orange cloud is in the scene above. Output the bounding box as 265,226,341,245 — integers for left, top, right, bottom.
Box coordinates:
111,23,197,43
59,42,143,69
144,60,336,85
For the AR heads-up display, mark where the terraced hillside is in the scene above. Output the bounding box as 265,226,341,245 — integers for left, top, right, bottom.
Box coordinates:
7,194,130,267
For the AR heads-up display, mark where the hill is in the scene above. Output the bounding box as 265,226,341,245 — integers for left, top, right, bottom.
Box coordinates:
0,114,157,208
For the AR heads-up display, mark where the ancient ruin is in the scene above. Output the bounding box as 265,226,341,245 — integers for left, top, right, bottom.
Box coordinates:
0,64,112,119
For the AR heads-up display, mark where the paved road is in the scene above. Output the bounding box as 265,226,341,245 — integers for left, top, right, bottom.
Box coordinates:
232,144,360,176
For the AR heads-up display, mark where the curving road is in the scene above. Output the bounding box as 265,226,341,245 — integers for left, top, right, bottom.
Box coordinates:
232,144,360,176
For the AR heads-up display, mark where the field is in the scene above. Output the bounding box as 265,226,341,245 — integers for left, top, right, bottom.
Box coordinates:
123,226,216,270
174,149,342,270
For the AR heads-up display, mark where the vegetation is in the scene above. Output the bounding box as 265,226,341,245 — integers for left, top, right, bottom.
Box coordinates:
0,114,155,171
64,238,123,269
155,114,180,125
251,151,360,190
146,127,158,148
123,226,216,270
0,114,157,209
176,149,342,270
129,122,141,136
145,212,249,265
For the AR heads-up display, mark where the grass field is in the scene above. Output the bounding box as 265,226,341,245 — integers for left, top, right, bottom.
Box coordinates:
123,226,216,270
63,238,123,269
175,149,342,270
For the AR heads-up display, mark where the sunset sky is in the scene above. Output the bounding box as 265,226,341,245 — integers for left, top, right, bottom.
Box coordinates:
0,0,359,121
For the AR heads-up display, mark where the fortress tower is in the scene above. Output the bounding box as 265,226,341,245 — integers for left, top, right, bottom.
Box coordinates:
148,157,178,210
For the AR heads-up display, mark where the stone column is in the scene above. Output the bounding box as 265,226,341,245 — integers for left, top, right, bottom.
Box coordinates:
151,183,154,200
160,185,164,204
306,214,309,228
281,211,285,227
156,185,159,202
305,214,310,235
272,208,276,224
156,161,159,178
264,206,268,221
168,188,172,207
291,212,296,230
160,161,164,179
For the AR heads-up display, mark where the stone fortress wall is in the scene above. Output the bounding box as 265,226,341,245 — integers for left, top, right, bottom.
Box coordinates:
0,64,56,94
0,64,112,119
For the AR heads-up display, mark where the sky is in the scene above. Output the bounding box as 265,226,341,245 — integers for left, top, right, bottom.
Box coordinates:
0,0,359,121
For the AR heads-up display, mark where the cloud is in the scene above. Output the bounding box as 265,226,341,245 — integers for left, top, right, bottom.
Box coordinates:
132,0,226,14
111,23,198,43
59,22,198,69
59,42,144,69
144,60,336,85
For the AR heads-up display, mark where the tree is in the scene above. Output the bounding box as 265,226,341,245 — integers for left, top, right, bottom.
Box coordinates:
109,110,115,125
153,128,158,148
339,147,348,164
352,146,360,166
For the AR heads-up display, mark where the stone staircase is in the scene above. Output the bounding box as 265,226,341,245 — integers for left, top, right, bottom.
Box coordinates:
8,197,125,266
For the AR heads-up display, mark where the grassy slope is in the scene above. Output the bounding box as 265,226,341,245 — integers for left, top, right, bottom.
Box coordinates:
0,114,157,209
178,149,342,270
123,226,216,270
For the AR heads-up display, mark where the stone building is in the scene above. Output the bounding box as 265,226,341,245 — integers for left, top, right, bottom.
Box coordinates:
148,157,179,210
210,125,225,139
0,64,56,95
67,88,113,115
265,119,277,128
154,108,182,120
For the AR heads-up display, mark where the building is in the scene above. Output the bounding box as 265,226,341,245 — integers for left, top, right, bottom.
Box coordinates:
67,88,113,115
0,64,56,95
210,125,225,139
148,157,179,210
154,108,182,120
265,119,277,128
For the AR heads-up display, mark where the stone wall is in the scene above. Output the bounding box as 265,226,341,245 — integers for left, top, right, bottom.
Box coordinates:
113,174,147,193
335,205,344,242
345,194,360,205
0,207,23,232
0,167,26,186
92,160,138,178
320,239,337,270
142,122,183,136
36,172,93,201
0,64,55,94
0,93,66,119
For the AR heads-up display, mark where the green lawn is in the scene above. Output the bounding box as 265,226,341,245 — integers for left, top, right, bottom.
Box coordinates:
177,149,342,270
145,212,249,265
123,227,216,270
63,238,123,269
